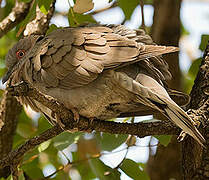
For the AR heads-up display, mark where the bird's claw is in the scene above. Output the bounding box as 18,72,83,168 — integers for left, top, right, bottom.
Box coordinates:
177,131,187,142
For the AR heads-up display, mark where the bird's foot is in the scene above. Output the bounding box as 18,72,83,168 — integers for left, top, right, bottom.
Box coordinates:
177,109,201,142
187,109,203,127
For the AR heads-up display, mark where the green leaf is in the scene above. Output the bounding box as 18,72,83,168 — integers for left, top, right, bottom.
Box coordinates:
68,10,96,27
22,147,39,163
3,0,15,18
17,1,37,36
16,109,36,138
88,158,121,180
5,175,13,180
144,0,153,4
16,123,35,138
118,0,138,20
53,132,82,151
37,0,53,14
19,0,31,2
42,143,61,168
72,151,97,180
199,34,209,51
46,24,59,35
38,140,51,152
95,133,128,151
21,158,44,179
188,58,202,78
36,116,52,133
120,159,150,180
154,135,172,147
180,20,190,36
17,170,26,180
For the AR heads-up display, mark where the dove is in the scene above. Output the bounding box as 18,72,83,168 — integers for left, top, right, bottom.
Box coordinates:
2,24,205,145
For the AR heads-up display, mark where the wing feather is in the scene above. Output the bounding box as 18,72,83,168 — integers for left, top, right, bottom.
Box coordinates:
33,25,178,90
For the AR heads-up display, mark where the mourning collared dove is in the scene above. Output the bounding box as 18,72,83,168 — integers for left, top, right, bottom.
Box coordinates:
2,25,205,145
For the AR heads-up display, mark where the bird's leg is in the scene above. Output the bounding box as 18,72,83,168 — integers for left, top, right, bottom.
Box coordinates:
71,108,80,123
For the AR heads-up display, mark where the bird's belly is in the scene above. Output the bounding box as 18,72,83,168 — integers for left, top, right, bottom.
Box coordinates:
46,73,133,120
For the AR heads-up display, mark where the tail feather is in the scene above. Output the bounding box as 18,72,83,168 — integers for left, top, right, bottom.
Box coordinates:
115,72,205,146
164,104,205,146
137,45,179,61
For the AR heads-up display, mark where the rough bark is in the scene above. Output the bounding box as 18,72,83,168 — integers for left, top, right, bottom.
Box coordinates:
23,0,56,36
0,0,31,38
0,0,32,177
182,44,209,179
0,1,56,178
0,88,22,178
147,0,182,179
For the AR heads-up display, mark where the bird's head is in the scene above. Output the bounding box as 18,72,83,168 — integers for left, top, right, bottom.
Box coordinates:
2,35,44,84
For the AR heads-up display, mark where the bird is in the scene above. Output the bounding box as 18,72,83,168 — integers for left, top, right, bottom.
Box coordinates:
2,24,205,145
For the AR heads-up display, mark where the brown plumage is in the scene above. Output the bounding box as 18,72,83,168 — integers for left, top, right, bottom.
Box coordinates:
3,25,205,145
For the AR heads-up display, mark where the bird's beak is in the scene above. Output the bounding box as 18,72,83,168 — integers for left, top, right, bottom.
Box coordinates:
2,67,13,84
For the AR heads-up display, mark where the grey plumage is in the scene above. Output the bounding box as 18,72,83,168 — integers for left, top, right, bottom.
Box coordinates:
3,24,205,145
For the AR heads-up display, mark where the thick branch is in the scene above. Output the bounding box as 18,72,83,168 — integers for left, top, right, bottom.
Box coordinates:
0,119,178,169
182,43,209,179
0,88,22,178
0,0,31,38
0,0,55,177
0,84,180,169
0,125,62,169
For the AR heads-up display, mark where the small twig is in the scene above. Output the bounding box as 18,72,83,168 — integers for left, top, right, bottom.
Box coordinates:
0,125,63,169
0,87,22,178
11,165,18,180
139,0,145,31
90,1,118,15
40,142,158,179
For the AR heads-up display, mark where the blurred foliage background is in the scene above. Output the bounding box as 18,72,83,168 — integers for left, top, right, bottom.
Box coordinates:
0,0,209,179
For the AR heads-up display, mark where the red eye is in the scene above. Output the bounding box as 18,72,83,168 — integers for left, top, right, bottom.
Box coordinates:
16,49,25,59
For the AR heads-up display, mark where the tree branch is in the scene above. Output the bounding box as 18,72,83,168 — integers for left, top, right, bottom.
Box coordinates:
182,43,209,179
0,0,31,38
0,0,56,178
0,88,22,178
24,0,56,36
0,83,180,169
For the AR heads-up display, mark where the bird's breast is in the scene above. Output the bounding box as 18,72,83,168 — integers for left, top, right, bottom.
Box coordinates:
41,71,133,120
